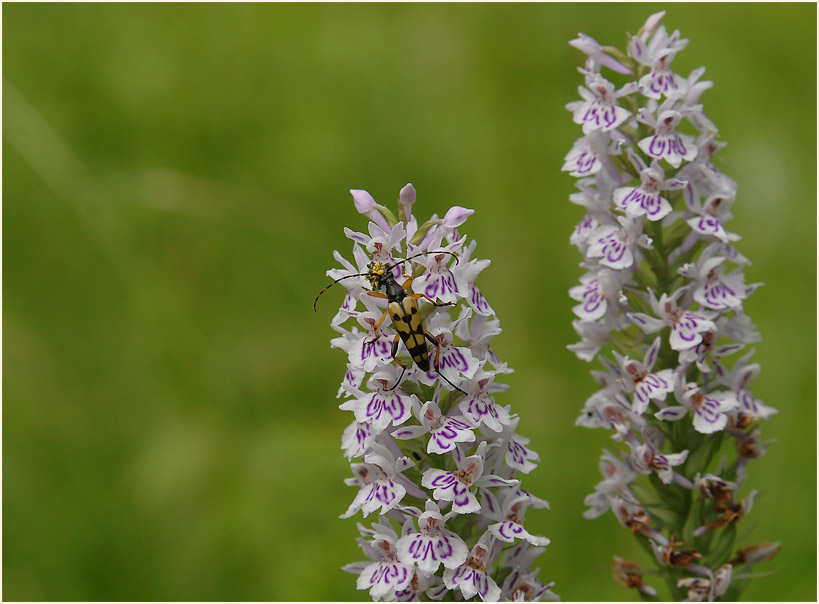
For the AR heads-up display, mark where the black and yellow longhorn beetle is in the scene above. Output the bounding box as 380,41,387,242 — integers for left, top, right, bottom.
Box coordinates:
314,251,466,394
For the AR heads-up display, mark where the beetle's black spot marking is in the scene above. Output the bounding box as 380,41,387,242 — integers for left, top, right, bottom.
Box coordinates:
407,336,425,350
393,319,411,335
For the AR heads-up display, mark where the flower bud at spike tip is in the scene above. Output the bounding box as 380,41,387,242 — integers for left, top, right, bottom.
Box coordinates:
442,206,475,229
350,189,396,232
398,182,416,225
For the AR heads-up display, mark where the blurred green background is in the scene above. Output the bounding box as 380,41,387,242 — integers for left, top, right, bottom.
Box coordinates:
3,3,816,601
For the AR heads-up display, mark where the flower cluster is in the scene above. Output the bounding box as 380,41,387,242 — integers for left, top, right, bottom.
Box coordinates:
565,12,779,601
320,185,557,601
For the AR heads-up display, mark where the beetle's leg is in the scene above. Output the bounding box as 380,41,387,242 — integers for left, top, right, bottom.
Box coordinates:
364,309,390,346
424,330,466,394
386,334,407,392
390,333,402,360
401,276,453,307
372,309,390,330
410,292,455,308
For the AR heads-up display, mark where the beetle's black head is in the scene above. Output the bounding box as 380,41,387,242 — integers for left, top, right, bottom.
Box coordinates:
365,261,390,291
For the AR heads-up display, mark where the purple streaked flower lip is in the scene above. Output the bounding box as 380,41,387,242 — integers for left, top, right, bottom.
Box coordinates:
441,349,469,372
497,521,524,540
584,293,603,314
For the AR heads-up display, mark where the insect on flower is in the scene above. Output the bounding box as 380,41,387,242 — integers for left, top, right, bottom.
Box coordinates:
314,251,466,394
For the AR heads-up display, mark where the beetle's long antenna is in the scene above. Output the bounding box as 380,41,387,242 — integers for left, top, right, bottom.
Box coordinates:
389,250,459,271
313,271,372,312
385,365,408,392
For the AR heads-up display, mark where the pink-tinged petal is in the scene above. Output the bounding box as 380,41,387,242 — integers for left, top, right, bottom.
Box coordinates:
670,311,716,351
737,390,777,420
596,53,634,75
343,227,371,246
638,131,694,168
399,183,416,213
359,559,413,599
416,271,463,305
613,185,638,209
394,456,415,473
467,284,494,317
450,484,481,514
428,418,475,455
442,206,475,228
654,406,687,422
393,425,428,440
642,192,672,221
490,520,525,543
342,561,369,575
628,312,665,333
423,468,456,492
614,185,671,221
695,276,743,310
587,226,635,269
670,326,702,351
563,139,603,177
359,390,411,432
438,346,479,379
458,395,509,433
398,534,433,572
631,391,650,415
639,69,682,100
645,336,662,369
631,35,649,64
577,94,631,134
713,343,744,357
687,215,737,243
351,189,378,213
693,405,728,434
350,334,394,373
350,189,391,232
641,10,666,32
445,563,497,601
506,438,540,474
480,475,519,488
437,531,470,570
341,421,374,460
569,33,632,74
570,278,608,321
634,372,672,407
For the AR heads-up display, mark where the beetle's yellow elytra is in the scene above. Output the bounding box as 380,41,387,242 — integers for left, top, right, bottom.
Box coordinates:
388,299,429,366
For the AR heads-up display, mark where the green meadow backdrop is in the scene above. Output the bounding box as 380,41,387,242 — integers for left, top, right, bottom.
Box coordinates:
4,3,816,601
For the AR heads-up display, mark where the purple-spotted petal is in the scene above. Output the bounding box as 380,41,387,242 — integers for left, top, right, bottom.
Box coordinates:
427,417,476,455
654,406,688,422
396,530,468,575
629,312,665,333
444,564,502,601
358,558,413,599
670,311,716,351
